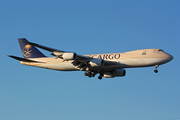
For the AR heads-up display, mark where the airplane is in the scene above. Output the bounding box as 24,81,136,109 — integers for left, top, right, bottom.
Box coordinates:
8,38,173,80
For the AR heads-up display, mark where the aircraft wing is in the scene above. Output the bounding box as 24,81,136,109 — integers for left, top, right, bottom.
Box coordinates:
23,40,117,70
23,41,94,70
24,41,91,60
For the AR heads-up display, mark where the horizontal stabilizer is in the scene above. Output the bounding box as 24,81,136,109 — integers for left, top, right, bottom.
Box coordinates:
8,55,42,62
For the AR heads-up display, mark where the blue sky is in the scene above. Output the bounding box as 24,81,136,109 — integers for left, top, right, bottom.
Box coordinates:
0,0,179,120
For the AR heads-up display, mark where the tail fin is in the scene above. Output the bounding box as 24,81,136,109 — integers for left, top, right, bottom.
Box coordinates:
18,38,46,58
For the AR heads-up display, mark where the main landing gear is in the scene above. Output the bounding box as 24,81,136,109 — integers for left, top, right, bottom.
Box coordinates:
84,69,103,80
84,70,97,78
154,65,159,73
98,73,103,80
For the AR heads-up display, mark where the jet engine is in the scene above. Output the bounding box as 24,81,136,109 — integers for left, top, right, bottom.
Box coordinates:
89,59,104,67
62,53,77,60
104,69,126,78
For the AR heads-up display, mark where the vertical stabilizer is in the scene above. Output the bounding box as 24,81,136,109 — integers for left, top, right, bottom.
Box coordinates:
18,38,46,58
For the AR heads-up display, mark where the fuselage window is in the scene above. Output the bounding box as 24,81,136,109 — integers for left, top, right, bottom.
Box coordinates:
142,51,146,55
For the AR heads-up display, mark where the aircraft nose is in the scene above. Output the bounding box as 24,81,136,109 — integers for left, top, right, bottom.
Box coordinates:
169,54,173,61
166,53,173,62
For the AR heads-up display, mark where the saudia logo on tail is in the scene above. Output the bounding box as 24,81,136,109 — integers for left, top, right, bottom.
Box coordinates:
23,44,32,57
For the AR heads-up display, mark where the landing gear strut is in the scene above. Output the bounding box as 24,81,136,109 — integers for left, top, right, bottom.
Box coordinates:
98,73,103,80
154,65,159,73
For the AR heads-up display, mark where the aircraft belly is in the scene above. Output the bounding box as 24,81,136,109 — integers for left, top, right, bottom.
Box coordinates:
21,58,169,71
118,58,168,68
39,63,77,71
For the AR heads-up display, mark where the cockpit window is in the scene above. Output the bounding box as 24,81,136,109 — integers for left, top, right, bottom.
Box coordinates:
158,49,164,52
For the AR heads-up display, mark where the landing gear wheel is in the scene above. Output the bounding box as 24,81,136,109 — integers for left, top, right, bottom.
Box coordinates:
98,73,103,80
84,70,97,78
154,65,159,73
98,76,102,80
84,72,88,76
88,74,92,78
154,69,158,73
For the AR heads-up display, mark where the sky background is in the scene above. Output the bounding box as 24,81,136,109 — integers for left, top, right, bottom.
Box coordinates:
0,0,179,120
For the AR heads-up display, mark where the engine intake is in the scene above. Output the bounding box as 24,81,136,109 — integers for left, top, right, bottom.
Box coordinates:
89,59,104,67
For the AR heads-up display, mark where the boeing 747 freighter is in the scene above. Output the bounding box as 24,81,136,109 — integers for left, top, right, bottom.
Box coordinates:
8,38,173,79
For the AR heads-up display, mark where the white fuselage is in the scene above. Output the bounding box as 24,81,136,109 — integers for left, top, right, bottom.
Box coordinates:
20,49,173,72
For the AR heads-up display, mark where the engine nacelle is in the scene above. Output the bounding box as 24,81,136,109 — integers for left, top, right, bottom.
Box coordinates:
89,59,104,67
104,69,126,78
62,53,77,60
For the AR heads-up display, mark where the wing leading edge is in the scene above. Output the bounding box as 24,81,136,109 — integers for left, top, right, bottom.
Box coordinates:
23,40,91,60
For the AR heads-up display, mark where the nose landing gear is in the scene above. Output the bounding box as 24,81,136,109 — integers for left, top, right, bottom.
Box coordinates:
154,65,159,73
